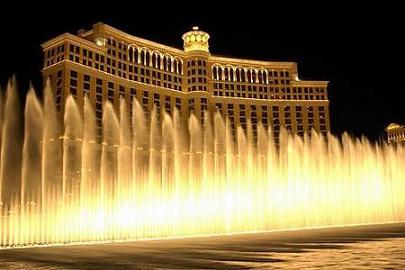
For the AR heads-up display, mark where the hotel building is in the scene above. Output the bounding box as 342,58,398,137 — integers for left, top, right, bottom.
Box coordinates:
41,22,330,143
385,123,405,145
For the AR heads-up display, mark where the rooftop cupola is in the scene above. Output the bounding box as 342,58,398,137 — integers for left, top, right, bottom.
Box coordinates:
182,26,210,53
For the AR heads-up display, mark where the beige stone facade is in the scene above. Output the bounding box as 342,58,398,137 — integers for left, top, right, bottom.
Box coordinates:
42,22,330,143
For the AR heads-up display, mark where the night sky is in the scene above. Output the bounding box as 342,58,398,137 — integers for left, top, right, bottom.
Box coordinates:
0,4,403,141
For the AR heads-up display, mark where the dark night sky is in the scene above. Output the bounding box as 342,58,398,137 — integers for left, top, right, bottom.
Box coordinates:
0,3,403,141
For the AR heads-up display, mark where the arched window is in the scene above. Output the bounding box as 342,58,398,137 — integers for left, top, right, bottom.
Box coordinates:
152,53,156,68
218,67,222,80
236,68,240,81
229,68,234,81
134,48,139,63
252,69,256,83
163,57,167,71
167,57,172,72
174,59,181,74
157,54,161,69
140,50,145,65
145,51,150,66
247,69,251,83
258,70,263,83
241,69,245,82
177,60,182,74
213,66,218,80
263,71,267,83
129,47,133,62
224,67,229,81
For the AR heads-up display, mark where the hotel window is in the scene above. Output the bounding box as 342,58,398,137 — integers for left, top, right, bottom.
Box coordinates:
130,88,136,96
119,86,125,99
70,87,77,96
96,111,102,119
96,103,102,110
175,98,181,111
319,112,326,119
70,70,77,78
83,82,90,91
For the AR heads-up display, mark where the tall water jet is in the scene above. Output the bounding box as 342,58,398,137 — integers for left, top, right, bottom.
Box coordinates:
21,88,43,207
63,96,83,206
42,80,61,213
0,89,3,204
131,97,147,188
81,94,98,205
118,98,132,201
161,112,174,198
188,114,202,193
0,78,22,208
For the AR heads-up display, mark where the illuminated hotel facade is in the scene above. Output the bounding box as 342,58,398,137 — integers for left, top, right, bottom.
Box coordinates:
385,123,405,145
42,22,330,143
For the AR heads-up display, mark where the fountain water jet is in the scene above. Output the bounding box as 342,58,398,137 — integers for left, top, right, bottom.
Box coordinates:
1,83,405,248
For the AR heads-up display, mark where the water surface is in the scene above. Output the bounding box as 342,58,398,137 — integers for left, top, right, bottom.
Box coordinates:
1,223,405,269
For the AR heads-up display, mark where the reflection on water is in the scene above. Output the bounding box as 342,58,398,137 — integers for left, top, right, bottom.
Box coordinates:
1,223,405,269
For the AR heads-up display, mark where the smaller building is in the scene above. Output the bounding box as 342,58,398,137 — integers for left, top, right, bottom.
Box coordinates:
385,123,405,145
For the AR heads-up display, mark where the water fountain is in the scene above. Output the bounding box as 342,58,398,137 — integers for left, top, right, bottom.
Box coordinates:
1,79,404,247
